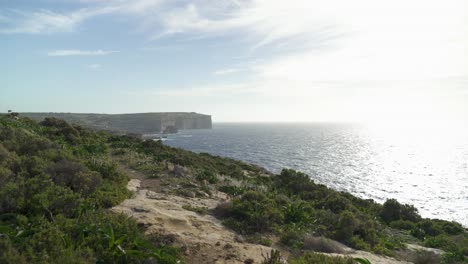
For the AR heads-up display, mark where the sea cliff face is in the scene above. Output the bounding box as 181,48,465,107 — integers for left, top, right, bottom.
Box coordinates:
21,112,212,134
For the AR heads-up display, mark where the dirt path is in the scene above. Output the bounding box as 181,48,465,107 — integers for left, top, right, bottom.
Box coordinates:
112,179,279,264
112,159,416,264
114,162,162,193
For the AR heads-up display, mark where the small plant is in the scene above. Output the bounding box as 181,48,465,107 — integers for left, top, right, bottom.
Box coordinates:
354,258,372,264
196,169,219,184
262,250,282,264
290,252,355,264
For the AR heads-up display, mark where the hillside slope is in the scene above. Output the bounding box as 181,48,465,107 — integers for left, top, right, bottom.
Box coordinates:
0,114,466,264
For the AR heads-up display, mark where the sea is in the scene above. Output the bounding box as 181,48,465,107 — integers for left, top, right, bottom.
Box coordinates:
159,122,468,227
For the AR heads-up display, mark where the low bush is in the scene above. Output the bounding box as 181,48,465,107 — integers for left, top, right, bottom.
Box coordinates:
196,169,219,184
261,250,283,264
222,191,284,234
289,252,355,264
218,185,246,196
390,220,416,230
381,199,420,223
280,227,304,249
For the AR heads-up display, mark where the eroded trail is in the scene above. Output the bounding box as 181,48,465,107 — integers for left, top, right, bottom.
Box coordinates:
112,179,278,264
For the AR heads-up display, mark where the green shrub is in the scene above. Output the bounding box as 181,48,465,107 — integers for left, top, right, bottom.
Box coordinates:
89,180,130,208
195,169,218,184
222,191,283,233
381,200,402,222
0,143,9,164
284,200,313,225
218,185,245,196
0,238,27,264
246,234,272,246
417,220,444,237
390,220,416,230
262,250,282,264
424,235,454,249
280,227,304,249
334,210,358,243
321,193,352,213
381,199,420,223
438,220,464,236
349,236,371,251
289,252,355,264
442,248,466,263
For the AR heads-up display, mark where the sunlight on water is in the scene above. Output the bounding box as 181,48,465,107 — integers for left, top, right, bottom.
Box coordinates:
163,122,468,226
361,121,468,224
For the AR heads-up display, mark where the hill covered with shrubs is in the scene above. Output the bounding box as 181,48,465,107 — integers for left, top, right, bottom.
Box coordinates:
0,114,467,263
0,115,181,263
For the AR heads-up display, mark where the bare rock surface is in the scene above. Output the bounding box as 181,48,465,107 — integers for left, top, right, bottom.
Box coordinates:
406,243,444,255
112,179,277,264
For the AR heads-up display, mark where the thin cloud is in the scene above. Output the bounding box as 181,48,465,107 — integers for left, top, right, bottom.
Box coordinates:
47,49,117,57
0,1,164,34
0,9,99,34
213,68,241,75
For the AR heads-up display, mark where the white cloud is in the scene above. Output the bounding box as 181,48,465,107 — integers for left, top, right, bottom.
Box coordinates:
0,1,157,34
155,1,343,48
47,49,117,56
0,8,105,34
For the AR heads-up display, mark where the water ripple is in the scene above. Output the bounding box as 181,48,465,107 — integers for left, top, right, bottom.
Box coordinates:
164,123,468,226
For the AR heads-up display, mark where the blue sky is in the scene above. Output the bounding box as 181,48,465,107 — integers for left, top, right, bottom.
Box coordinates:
1,0,467,122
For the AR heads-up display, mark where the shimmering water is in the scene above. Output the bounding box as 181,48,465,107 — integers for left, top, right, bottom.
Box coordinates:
161,123,468,226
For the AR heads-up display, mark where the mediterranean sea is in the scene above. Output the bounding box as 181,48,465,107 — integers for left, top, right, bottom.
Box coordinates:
161,122,468,226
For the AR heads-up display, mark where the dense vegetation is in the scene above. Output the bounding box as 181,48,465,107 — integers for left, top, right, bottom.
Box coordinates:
0,115,181,263
103,115,468,263
1,114,467,263
214,169,467,262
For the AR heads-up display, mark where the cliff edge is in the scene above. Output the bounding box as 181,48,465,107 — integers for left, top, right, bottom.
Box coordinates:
21,112,212,134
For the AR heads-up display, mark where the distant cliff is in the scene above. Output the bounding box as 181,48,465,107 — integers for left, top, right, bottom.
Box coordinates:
21,112,212,134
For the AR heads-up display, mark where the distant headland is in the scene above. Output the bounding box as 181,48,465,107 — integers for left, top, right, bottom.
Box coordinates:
21,112,212,134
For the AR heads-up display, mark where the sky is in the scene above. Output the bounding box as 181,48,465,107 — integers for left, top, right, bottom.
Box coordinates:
1,0,467,123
